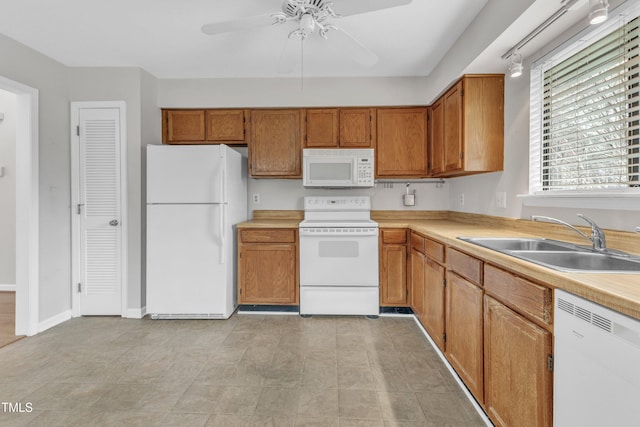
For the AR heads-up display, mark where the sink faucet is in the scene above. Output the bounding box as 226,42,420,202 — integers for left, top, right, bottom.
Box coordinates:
531,214,607,252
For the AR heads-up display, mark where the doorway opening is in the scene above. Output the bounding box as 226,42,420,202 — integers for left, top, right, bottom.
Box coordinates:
0,75,39,337
0,88,19,346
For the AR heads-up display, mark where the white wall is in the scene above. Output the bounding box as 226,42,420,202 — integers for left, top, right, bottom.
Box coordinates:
423,0,536,102
0,33,72,323
0,89,16,286
248,179,449,215
158,77,429,108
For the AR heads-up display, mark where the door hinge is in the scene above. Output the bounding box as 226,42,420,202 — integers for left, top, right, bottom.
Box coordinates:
461,89,464,96
76,125,80,136
460,152,464,160
442,278,446,287
76,204,82,215
443,333,447,343
77,283,82,293
547,354,554,372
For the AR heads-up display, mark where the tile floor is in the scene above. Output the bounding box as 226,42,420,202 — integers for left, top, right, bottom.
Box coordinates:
0,314,488,426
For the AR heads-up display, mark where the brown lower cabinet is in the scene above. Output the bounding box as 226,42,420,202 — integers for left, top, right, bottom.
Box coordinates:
409,240,555,425
410,247,426,320
445,271,484,402
238,229,298,305
379,229,409,306
484,295,553,427
422,248,446,352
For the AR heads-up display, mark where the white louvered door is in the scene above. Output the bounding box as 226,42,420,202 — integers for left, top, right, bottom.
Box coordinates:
77,107,122,315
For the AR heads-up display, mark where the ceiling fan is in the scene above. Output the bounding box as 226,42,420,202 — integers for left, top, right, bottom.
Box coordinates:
201,0,413,72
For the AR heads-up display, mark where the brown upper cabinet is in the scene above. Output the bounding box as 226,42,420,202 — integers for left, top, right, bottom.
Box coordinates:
305,108,374,148
429,74,504,177
162,109,246,145
248,109,304,178
429,98,445,175
376,107,428,177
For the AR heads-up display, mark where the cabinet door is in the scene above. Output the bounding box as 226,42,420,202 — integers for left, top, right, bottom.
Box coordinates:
239,243,298,305
445,271,484,402
429,99,444,175
484,295,553,427
410,249,425,319
340,108,373,147
443,81,463,173
164,110,205,143
376,108,428,177
206,110,245,143
249,109,303,178
380,243,407,306
306,109,339,147
423,257,445,351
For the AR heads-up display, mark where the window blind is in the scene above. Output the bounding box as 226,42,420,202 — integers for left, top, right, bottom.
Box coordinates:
540,17,640,191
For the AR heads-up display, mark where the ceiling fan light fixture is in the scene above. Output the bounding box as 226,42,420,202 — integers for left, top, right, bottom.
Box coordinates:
589,0,608,25
509,52,524,78
300,13,316,36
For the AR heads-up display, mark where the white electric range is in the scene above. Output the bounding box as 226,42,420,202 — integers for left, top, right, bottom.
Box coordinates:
298,196,379,316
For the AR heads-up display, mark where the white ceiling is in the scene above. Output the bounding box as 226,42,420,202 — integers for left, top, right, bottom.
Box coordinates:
0,0,488,79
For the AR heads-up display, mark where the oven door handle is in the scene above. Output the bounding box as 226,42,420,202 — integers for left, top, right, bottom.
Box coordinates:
299,228,378,237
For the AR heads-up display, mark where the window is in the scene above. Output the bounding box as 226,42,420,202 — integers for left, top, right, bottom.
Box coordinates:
530,10,640,194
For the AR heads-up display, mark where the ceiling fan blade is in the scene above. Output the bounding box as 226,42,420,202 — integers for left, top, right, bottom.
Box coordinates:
332,28,378,67
334,0,412,17
201,13,282,35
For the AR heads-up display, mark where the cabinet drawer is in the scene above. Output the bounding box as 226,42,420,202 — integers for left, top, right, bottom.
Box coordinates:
484,264,552,326
425,239,444,263
448,248,482,286
411,233,425,253
381,229,407,244
240,229,296,243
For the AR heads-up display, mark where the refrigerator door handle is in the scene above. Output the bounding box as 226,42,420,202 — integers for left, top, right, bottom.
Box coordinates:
219,149,227,203
219,204,226,265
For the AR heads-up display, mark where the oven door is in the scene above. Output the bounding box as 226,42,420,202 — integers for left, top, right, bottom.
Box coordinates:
299,228,379,287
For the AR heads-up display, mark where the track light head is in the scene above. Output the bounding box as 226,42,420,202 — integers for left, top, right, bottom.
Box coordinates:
509,52,524,78
589,0,609,25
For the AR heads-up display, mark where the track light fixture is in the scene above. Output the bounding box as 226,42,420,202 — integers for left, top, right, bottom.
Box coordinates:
589,0,609,25
509,52,524,78
502,0,611,78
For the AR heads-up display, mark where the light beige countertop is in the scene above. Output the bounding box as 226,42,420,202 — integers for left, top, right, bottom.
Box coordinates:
239,210,640,320
236,210,303,229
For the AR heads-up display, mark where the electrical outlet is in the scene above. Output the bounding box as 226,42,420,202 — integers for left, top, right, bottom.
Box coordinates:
252,194,260,204
459,193,465,206
495,191,507,209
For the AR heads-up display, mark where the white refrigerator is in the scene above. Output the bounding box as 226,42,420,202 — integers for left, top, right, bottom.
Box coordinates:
146,144,247,319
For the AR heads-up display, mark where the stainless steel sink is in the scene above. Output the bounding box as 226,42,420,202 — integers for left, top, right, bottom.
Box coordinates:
458,237,640,273
510,251,640,273
458,237,580,252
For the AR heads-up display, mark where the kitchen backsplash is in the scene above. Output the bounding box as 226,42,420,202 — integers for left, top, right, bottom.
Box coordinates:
247,178,449,216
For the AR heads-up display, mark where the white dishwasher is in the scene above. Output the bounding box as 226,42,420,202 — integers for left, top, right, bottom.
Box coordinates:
554,289,640,427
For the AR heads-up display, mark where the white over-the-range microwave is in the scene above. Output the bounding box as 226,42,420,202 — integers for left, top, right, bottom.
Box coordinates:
302,148,375,188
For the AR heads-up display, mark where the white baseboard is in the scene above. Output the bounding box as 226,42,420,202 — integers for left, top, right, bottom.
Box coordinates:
0,284,16,291
126,306,146,319
38,309,72,333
